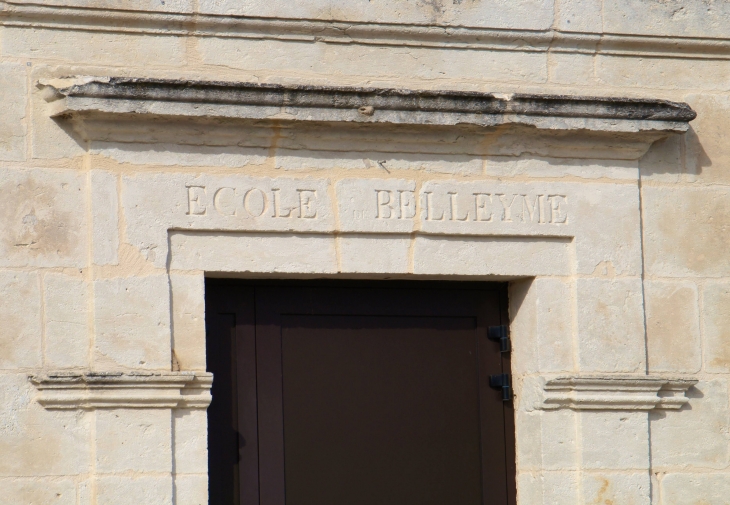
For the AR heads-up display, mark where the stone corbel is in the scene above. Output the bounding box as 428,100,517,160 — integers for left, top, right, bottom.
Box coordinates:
540,375,697,411
29,371,213,410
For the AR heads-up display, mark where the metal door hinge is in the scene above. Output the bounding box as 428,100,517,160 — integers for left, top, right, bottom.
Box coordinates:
488,325,510,353
489,374,512,402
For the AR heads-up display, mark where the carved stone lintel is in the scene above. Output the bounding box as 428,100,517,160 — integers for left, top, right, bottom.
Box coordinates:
29,371,213,410
541,375,698,411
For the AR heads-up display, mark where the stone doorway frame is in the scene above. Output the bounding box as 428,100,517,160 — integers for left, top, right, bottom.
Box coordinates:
31,77,699,505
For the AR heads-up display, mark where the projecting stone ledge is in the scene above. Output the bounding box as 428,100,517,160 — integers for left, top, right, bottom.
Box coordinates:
39,77,696,159
29,371,213,410
41,76,695,132
539,375,698,411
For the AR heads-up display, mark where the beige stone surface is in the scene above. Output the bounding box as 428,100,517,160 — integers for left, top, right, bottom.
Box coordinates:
91,170,119,266
0,271,41,369
514,410,542,471
540,409,578,470
412,236,571,277
173,474,207,505
96,475,173,505
661,473,730,505
196,37,548,83
44,273,89,369
554,0,602,32
3,28,186,68
0,477,76,505
339,235,411,274
0,374,90,476
509,279,539,376
604,0,730,38
581,471,650,505
509,277,574,374
94,275,171,370
169,232,338,273
645,281,701,373
644,186,730,278
597,55,730,92
0,62,27,162
276,151,483,175
485,156,637,180
170,273,206,372
0,169,87,268
11,0,194,12
96,408,172,473
576,278,646,373
198,0,554,29
638,134,685,183
702,282,730,374
651,379,730,469
173,409,207,475
580,411,649,470
683,94,730,184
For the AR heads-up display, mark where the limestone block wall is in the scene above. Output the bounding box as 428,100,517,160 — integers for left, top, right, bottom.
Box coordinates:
0,1,729,504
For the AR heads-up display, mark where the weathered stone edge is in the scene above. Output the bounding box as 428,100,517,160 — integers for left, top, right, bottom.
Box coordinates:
29,371,213,410
3,1,730,60
42,77,695,134
540,374,698,411
52,77,696,121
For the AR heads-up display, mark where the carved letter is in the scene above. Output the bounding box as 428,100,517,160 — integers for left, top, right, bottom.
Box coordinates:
548,195,568,224
474,193,493,222
376,190,395,219
243,188,267,218
297,190,317,219
448,192,472,221
423,192,445,221
497,194,518,222
271,189,293,218
521,194,541,223
213,187,236,216
398,190,416,219
187,186,207,216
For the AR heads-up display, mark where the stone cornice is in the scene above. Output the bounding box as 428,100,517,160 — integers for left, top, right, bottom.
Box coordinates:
42,76,694,133
3,1,730,60
540,375,697,411
29,371,213,410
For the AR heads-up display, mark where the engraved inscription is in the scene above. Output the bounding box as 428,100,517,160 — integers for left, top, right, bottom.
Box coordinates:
186,184,319,219
375,189,416,219
371,189,569,225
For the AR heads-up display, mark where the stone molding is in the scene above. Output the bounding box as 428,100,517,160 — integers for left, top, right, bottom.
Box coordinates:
42,76,695,136
29,371,213,410
3,1,730,60
540,375,698,411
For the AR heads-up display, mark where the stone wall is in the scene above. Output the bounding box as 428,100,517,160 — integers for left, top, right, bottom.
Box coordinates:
1,1,729,504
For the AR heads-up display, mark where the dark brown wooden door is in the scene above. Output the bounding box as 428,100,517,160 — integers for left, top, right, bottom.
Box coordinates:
206,281,515,505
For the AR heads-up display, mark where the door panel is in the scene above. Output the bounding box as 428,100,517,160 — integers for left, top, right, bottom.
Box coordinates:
206,280,514,505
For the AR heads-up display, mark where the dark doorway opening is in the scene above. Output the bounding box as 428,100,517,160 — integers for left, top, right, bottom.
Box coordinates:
206,280,515,505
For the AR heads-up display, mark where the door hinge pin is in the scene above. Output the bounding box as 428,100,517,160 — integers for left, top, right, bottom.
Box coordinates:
488,325,511,353
489,373,512,402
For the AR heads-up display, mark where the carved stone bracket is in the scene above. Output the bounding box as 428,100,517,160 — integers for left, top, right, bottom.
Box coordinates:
540,375,698,411
29,371,213,410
